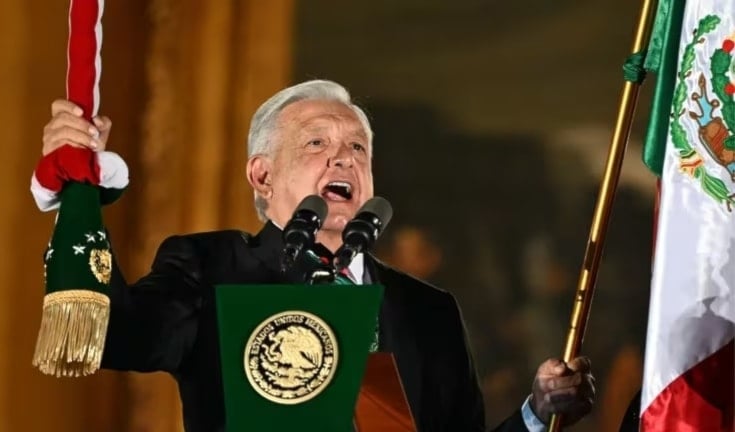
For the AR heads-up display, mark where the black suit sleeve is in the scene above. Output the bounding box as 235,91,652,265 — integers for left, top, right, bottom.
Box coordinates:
490,410,528,432
445,294,528,432
101,235,203,373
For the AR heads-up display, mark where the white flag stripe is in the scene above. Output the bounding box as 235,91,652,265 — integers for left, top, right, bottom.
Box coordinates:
641,0,735,414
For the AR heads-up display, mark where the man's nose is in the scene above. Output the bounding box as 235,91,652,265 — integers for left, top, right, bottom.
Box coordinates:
328,142,354,168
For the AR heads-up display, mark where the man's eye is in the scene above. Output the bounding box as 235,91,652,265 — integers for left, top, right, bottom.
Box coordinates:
352,143,366,152
308,139,324,146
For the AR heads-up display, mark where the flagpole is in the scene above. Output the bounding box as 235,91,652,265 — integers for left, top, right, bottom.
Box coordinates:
548,0,658,429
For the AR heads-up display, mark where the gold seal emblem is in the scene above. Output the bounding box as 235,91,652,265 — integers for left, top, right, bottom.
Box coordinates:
244,311,338,404
88,249,112,284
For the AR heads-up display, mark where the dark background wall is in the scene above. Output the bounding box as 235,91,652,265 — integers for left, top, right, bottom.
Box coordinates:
293,2,655,430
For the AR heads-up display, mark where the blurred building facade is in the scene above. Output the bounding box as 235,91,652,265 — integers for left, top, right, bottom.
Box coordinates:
1,1,653,431
294,2,655,430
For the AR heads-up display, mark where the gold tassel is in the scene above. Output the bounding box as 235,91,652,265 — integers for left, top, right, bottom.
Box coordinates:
32,290,110,377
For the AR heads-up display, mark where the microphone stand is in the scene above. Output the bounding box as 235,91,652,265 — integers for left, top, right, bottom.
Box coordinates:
287,246,356,285
306,263,337,285
298,248,337,285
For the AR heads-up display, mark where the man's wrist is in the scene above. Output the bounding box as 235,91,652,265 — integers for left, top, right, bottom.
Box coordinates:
521,395,547,432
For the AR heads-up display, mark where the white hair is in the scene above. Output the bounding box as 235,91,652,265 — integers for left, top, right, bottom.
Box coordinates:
247,80,373,221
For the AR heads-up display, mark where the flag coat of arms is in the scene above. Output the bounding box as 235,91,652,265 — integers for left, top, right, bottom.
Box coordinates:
641,0,735,430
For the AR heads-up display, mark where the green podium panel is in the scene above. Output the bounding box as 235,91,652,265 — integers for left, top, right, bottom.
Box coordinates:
215,284,384,432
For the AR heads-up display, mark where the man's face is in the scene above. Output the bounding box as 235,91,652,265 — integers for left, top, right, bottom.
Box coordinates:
264,99,374,233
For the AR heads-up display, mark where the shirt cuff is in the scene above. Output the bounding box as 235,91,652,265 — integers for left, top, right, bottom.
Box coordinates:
521,395,547,432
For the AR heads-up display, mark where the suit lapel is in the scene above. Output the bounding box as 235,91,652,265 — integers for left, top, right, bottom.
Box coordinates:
366,256,423,425
247,221,283,274
243,222,306,284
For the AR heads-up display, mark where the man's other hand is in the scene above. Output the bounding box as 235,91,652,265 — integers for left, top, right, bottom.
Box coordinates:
530,356,595,426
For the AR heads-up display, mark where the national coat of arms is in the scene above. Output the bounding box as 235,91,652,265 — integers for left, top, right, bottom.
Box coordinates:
244,311,338,404
671,16,735,210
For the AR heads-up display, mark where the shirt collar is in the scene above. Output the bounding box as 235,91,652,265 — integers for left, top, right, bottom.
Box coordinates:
348,253,365,284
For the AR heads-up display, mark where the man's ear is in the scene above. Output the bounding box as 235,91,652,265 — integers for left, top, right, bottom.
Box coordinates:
246,155,272,199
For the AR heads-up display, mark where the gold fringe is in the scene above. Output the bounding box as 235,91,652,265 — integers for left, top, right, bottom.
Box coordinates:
32,290,110,377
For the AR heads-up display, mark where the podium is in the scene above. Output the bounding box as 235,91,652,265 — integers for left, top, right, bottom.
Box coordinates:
216,284,416,432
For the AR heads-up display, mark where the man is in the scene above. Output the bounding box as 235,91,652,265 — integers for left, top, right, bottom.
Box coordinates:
34,80,594,431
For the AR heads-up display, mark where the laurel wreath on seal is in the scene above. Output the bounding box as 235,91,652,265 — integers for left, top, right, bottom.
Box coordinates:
671,15,735,210
248,355,334,399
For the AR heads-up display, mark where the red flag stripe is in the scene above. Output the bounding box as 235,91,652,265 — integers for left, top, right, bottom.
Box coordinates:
641,339,734,432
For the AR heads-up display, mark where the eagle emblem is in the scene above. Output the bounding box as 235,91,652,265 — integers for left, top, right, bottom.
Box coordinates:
671,16,735,210
88,248,112,284
244,311,338,404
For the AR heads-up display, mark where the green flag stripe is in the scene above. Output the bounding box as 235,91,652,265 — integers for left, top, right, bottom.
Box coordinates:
643,0,687,176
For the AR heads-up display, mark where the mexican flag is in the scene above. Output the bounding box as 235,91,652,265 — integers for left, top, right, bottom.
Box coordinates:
641,0,734,430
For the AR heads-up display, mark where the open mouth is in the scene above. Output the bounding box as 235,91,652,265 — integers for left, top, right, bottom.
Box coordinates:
321,181,353,202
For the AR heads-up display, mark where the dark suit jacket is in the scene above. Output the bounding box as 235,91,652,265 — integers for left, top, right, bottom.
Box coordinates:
102,222,527,431
618,390,641,431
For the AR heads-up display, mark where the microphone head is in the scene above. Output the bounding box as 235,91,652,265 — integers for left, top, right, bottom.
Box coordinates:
293,194,328,223
281,195,328,272
333,196,393,271
358,196,393,231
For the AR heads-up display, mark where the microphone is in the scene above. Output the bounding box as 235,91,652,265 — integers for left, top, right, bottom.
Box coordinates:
281,195,328,272
334,196,393,271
